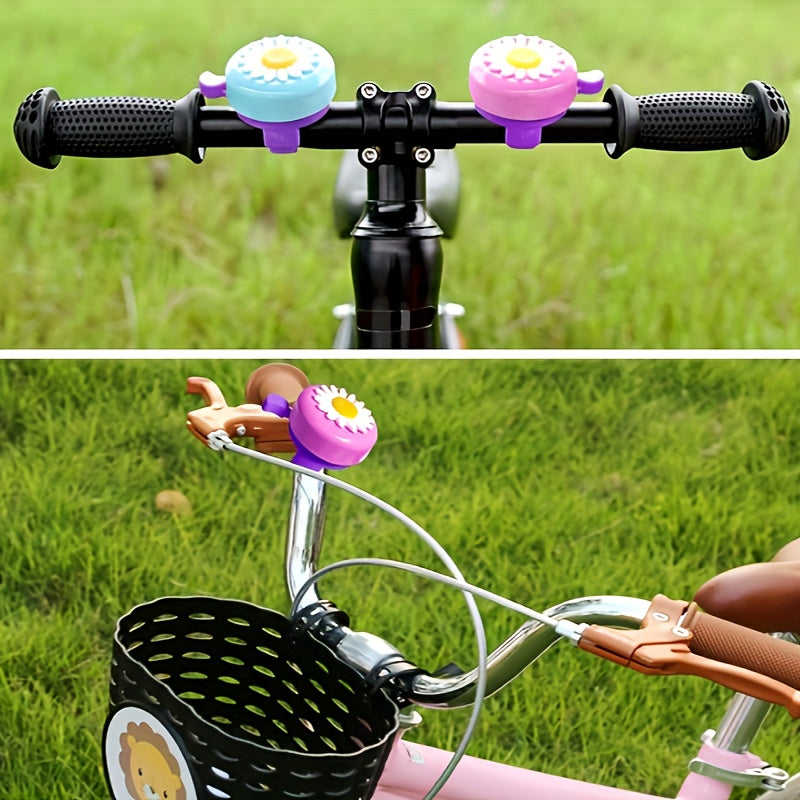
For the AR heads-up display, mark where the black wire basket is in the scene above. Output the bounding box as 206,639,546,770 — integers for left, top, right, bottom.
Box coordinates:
102,596,400,800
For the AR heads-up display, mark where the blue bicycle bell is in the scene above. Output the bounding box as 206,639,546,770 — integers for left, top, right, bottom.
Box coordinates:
199,35,336,154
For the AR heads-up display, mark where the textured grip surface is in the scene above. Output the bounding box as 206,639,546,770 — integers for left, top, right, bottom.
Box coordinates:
48,96,179,157
635,91,762,150
690,611,800,690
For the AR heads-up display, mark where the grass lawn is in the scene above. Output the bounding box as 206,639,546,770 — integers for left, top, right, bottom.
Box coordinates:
1,0,799,348
1,358,799,797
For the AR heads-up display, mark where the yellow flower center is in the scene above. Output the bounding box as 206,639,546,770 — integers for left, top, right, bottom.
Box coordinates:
505,47,542,70
332,396,359,419
261,47,298,69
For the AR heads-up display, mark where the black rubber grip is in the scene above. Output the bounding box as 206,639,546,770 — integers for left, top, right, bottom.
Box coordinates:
14,87,204,168
604,81,789,160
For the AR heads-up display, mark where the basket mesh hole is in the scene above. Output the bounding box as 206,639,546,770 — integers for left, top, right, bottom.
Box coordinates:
148,653,172,663
215,696,236,705
254,665,275,678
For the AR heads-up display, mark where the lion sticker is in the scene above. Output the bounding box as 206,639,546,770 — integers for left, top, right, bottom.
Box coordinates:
118,721,187,800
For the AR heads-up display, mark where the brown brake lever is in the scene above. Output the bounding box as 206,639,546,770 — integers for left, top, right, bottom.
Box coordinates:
578,594,800,718
185,372,297,453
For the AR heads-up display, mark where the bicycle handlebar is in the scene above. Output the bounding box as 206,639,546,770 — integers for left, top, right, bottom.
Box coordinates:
185,368,800,714
14,81,789,170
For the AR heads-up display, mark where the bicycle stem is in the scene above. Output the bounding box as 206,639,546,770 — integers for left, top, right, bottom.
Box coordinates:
286,472,327,608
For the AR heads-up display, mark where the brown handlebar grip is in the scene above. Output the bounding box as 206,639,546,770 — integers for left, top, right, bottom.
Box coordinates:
689,611,800,690
244,363,310,406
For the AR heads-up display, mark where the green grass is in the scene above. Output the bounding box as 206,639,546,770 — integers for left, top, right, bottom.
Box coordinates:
1,0,798,348
1,358,799,797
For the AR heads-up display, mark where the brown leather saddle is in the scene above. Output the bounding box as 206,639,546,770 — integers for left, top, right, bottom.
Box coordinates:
694,538,800,633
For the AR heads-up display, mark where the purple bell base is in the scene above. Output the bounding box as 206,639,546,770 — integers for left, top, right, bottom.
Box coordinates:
475,106,567,149
237,107,329,154
289,428,344,472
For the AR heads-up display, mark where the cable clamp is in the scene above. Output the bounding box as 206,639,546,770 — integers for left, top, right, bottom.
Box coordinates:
207,430,233,451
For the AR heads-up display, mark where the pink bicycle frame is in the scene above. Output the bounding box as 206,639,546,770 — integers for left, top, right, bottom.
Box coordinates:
373,736,764,800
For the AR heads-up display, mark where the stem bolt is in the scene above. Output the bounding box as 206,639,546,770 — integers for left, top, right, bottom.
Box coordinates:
360,147,380,165
414,147,432,165
415,83,433,99
360,83,378,100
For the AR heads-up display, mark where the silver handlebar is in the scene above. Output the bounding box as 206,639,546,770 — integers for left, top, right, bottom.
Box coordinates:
285,473,649,707
409,595,649,708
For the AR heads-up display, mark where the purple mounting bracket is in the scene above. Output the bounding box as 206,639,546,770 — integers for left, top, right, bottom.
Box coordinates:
475,108,566,149
288,427,346,472
237,107,329,155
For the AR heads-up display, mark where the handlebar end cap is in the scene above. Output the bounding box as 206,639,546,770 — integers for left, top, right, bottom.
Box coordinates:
741,81,790,161
14,87,62,169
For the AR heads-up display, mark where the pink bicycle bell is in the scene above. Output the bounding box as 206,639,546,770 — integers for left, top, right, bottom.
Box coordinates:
262,385,377,471
469,35,604,149
199,35,336,154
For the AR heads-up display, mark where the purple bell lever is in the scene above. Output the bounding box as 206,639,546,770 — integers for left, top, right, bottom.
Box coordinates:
469,34,604,149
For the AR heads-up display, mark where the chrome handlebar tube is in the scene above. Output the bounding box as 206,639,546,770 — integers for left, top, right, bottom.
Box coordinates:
284,473,649,707
408,595,649,708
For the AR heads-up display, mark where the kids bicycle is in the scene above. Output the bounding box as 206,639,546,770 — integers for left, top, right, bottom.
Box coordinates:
13,33,791,348
102,363,800,800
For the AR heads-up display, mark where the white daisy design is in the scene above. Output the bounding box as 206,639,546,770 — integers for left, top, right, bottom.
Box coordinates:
232,35,328,85
475,34,573,83
312,385,376,434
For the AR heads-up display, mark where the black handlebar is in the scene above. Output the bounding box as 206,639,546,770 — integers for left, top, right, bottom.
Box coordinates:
14,81,789,169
